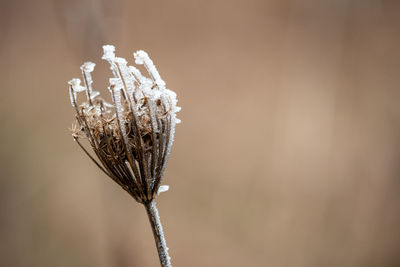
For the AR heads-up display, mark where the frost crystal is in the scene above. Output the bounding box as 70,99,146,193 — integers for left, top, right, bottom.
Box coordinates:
158,185,170,194
102,45,116,61
134,50,166,90
68,45,181,203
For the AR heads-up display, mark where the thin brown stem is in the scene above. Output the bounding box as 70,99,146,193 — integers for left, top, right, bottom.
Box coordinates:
144,201,172,267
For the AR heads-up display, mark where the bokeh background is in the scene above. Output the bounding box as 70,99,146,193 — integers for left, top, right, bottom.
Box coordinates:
1,0,400,266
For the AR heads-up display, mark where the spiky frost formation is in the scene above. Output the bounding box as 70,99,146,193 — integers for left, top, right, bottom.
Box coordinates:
69,45,181,204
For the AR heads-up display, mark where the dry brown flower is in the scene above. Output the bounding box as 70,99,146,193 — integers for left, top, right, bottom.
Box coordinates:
68,45,180,267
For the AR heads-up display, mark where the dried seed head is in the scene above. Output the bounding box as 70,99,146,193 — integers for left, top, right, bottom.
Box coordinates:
68,45,181,204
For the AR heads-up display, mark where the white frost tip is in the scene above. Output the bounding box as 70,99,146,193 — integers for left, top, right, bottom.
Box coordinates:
68,78,85,92
80,62,96,72
158,185,170,194
68,78,80,87
133,50,148,65
102,45,116,60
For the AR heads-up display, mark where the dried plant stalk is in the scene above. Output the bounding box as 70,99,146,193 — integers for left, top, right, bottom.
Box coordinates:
145,201,171,267
68,45,180,267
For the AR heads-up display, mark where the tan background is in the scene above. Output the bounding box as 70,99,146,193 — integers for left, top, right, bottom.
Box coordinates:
1,0,400,266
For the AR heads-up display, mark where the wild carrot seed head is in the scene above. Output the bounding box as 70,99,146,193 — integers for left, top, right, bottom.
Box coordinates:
68,45,180,203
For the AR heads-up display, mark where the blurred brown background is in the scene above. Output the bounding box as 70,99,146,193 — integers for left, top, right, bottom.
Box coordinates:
1,0,400,266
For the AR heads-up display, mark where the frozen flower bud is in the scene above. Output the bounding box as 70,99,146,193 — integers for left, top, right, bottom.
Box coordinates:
68,45,181,204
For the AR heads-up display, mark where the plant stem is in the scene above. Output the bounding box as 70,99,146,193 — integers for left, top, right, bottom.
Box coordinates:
144,201,172,267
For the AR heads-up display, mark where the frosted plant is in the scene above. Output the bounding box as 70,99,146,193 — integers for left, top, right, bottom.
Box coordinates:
68,45,181,267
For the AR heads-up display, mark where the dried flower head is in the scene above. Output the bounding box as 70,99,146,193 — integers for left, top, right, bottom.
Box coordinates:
68,45,181,204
